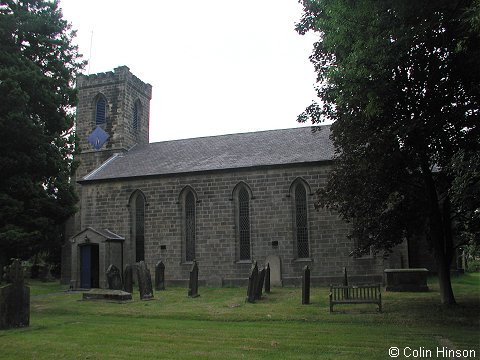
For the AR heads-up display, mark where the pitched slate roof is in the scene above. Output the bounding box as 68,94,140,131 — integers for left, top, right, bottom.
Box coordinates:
81,125,334,182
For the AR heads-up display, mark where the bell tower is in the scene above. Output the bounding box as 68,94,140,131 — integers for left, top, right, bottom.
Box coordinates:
61,66,152,285
74,65,152,181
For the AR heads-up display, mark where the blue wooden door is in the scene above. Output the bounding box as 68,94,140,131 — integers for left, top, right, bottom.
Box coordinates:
80,245,92,288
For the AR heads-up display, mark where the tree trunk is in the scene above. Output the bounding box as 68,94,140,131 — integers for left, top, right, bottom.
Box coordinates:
435,249,456,305
421,161,456,305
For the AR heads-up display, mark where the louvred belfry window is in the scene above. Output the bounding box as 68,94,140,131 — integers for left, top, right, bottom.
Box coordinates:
238,187,251,260
185,191,196,262
295,184,309,258
133,102,139,131
95,97,106,126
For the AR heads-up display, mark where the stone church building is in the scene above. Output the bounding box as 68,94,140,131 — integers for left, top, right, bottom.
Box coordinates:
62,66,412,289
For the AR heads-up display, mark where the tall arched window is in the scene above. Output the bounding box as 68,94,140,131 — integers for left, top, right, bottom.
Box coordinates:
130,191,145,262
95,96,106,126
238,187,251,260
185,190,196,262
293,181,309,258
132,100,141,132
233,182,253,261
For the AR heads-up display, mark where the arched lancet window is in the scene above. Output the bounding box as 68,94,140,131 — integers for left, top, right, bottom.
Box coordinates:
293,181,309,258
95,96,107,126
132,100,141,132
130,191,145,262
237,186,251,260
185,190,196,262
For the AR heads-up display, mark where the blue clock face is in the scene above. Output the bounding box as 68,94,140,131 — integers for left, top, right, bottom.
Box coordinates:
87,126,109,150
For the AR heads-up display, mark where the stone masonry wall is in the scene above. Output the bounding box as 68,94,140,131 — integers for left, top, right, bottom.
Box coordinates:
78,163,390,286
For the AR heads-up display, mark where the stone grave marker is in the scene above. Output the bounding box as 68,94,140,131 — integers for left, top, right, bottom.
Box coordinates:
264,263,271,293
302,265,311,305
136,261,154,300
343,266,349,299
106,264,123,290
343,267,348,286
188,260,200,298
255,267,266,300
155,260,166,291
265,255,282,286
123,264,133,293
246,262,258,303
0,259,30,329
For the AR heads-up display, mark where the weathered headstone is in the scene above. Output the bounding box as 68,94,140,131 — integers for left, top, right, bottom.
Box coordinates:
302,265,311,305
188,260,200,298
106,264,123,290
343,267,348,286
343,266,349,299
123,264,133,293
265,255,282,286
246,262,258,303
155,260,166,291
264,263,271,293
136,261,154,300
0,259,30,329
255,267,266,300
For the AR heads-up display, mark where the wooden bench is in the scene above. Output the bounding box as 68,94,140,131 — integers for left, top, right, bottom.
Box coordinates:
329,284,382,312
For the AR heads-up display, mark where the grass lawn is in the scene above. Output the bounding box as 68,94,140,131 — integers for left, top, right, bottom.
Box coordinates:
0,274,478,359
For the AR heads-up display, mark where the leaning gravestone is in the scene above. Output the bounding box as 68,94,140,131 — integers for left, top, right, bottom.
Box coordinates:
136,261,154,300
264,263,271,293
0,259,30,329
188,260,200,298
155,260,166,291
246,262,258,303
302,265,311,305
255,267,266,301
123,264,133,294
106,264,123,290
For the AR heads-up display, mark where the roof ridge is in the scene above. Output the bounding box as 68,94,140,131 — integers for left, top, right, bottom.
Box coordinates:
146,125,330,146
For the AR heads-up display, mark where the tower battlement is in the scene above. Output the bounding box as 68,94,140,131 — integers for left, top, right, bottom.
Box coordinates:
77,66,152,99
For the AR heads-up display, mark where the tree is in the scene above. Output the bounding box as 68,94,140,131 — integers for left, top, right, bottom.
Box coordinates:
296,0,479,305
0,0,85,271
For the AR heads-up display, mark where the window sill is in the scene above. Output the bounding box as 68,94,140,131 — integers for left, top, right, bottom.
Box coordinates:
355,255,374,260
293,258,313,263
235,260,253,265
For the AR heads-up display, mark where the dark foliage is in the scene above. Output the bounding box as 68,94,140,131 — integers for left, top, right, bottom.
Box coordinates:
0,0,85,265
296,0,479,304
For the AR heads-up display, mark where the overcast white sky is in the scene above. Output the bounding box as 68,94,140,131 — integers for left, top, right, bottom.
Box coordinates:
60,0,319,142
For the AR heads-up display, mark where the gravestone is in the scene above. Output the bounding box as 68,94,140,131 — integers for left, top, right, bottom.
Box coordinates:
0,259,30,329
264,263,271,293
255,267,266,300
136,261,154,300
123,264,133,293
246,262,258,303
265,255,282,286
188,260,200,298
342,267,349,299
302,265,311,305
106,264,123,290
155,260,166,291
343,266,348,286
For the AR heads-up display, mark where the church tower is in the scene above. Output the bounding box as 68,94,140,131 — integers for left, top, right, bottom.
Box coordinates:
61,66,152,284
74,65,152,181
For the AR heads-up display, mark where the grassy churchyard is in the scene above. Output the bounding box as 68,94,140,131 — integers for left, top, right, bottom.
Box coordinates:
0,274,478,359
